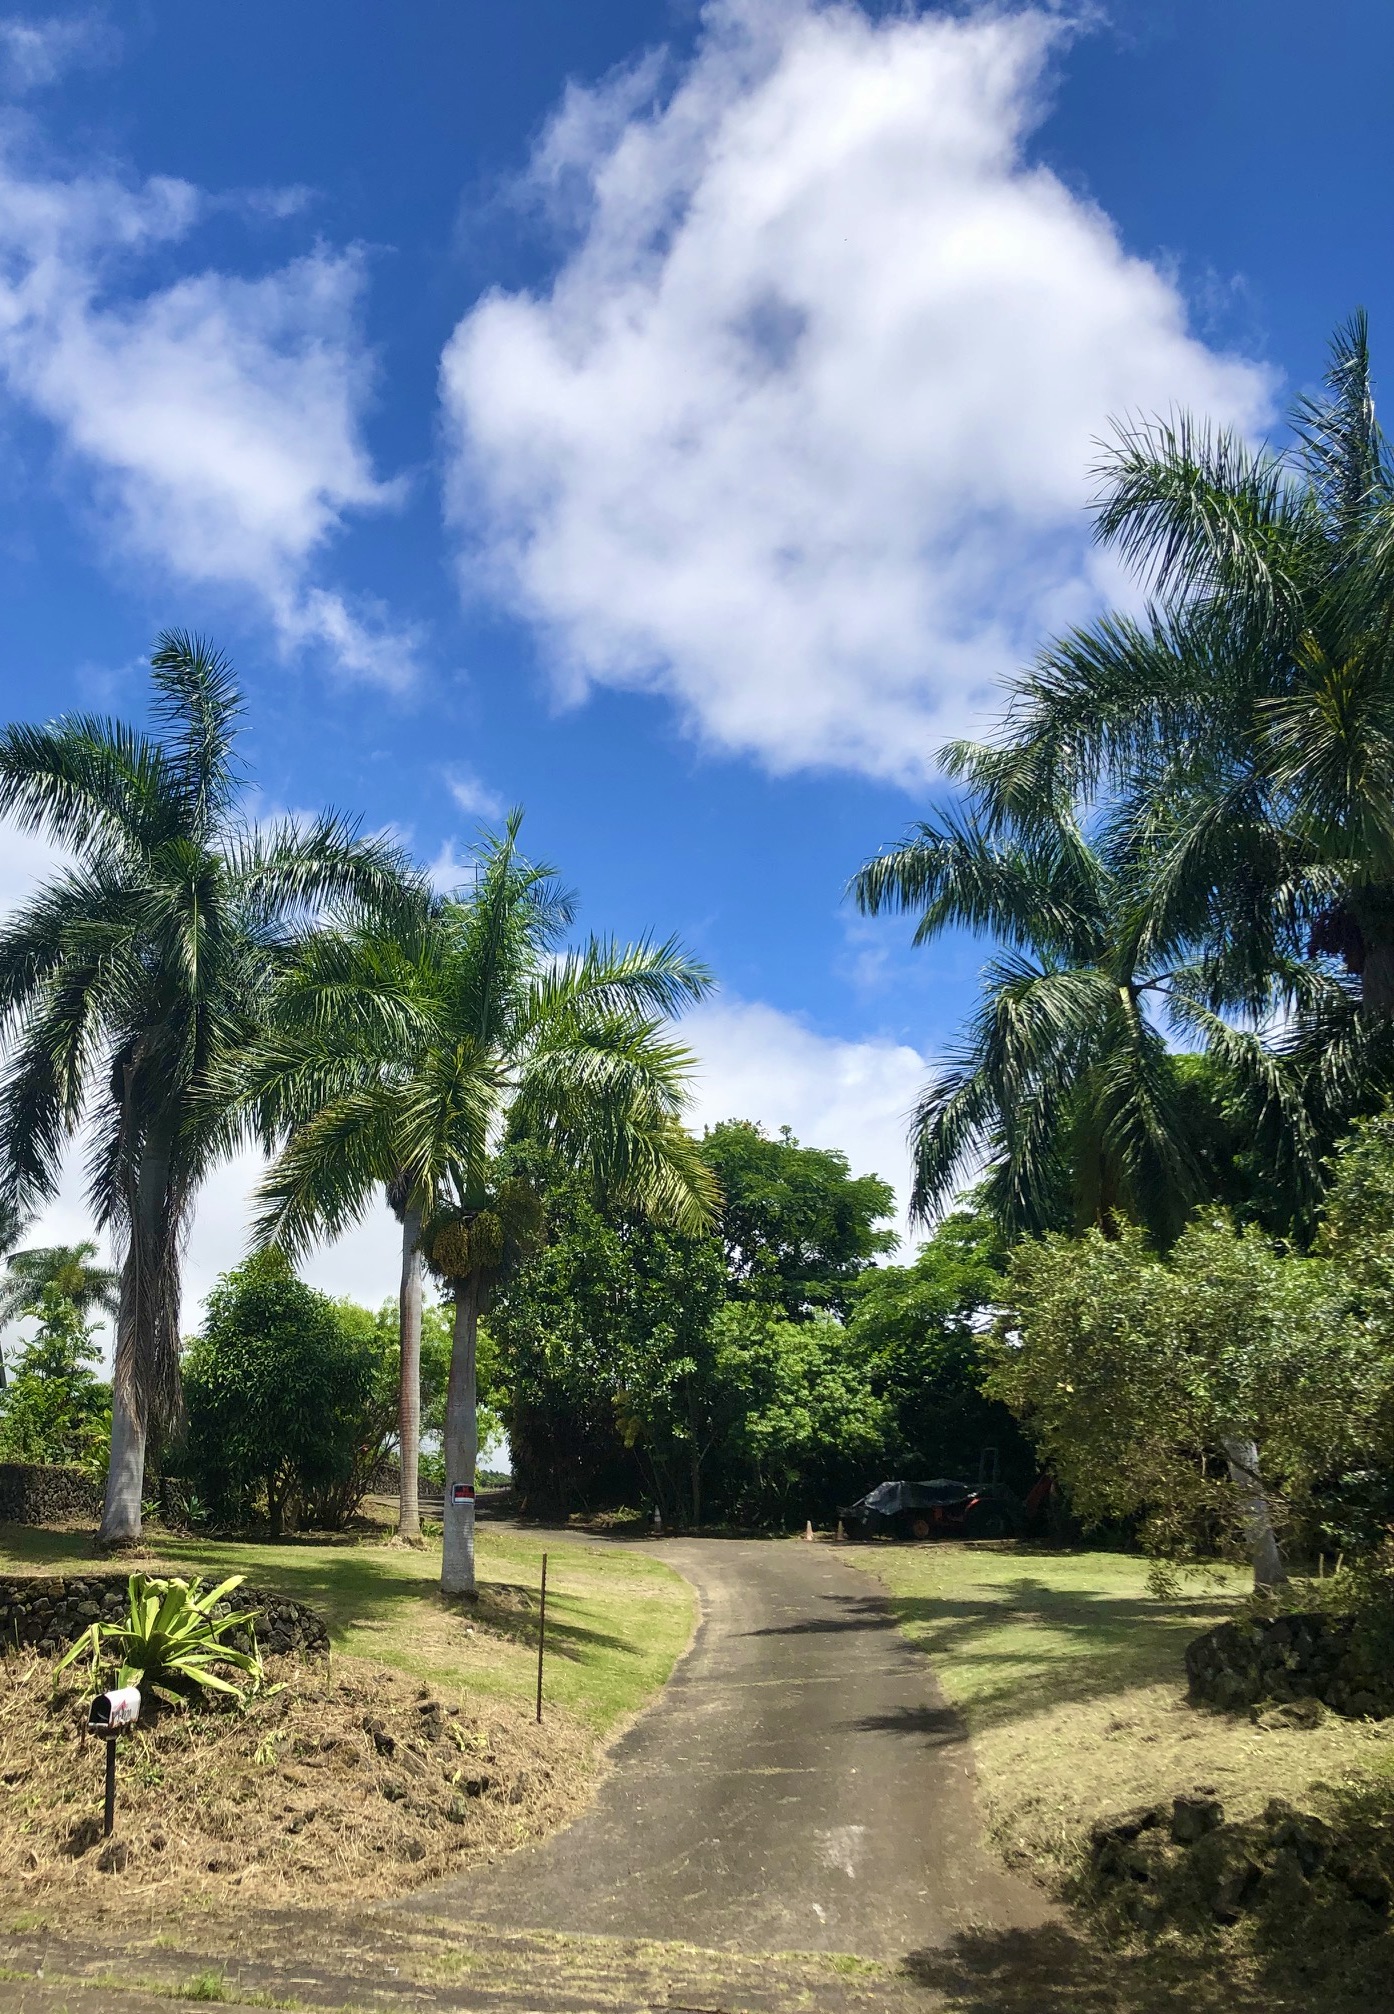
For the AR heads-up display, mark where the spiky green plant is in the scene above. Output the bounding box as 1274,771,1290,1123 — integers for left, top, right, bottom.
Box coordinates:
53,1571,265,1701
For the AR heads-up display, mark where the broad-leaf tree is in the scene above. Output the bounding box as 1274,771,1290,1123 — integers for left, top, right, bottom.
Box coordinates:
699,1120,895,1319
0,633,419,1544
240,813,718,1597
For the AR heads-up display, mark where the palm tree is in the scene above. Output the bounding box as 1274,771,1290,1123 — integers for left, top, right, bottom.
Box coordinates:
240,813,717,1596
853,800,1208,1242
0,633,421,1545
977,312,1394,1017
0,1238,119,1390
0,1240,120,1327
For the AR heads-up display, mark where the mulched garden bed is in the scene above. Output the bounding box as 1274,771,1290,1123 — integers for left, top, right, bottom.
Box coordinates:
0,1649,592,1911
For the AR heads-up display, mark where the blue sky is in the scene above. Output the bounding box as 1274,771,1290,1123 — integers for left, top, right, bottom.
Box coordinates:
2,0,1393,1305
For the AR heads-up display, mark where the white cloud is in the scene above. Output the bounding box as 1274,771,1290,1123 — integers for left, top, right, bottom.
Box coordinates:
442,0,1273,783
0,12,114,94
0,138,416,685
683,994,929,1252
444,767,505,821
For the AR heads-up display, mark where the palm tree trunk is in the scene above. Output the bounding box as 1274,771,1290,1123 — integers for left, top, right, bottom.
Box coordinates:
397,1202,424,1542
441,1269,481,1598
1221,1435,1287,1590
1362,936,1394,1014
99,1113,180,1550
101,1382,146,1549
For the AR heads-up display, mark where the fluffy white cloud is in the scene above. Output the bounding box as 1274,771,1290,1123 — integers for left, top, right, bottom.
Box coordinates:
0,138,416,684
442,0,1273,782
683,995,928,1252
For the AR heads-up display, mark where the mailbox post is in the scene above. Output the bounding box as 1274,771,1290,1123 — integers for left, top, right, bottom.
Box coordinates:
88,1685,141,1837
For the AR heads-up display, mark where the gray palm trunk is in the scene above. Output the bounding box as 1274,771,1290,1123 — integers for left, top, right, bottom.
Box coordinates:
99,1115,182,1549
441,1272,481,1597
397,1202,424,1542
1222,1435,1287,1590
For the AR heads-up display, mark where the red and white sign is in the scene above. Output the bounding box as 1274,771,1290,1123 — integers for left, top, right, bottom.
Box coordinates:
451,1482,475,1505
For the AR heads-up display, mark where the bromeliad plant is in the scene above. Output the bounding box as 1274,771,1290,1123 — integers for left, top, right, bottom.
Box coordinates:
54,1571,267,1702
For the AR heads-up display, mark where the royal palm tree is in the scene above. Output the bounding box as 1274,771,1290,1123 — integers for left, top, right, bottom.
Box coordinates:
0,633,421,1544
975,312,1394,1017
0,1238,119,1389
0,1240,119,1327
239,812,718,1596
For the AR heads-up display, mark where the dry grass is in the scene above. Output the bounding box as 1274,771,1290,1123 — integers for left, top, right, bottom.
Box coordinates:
0,1647,594,1924
0,1519,696,1932
838,1540,1394,1892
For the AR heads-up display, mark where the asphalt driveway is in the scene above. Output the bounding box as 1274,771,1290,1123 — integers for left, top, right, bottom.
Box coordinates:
404,1536,1052,1960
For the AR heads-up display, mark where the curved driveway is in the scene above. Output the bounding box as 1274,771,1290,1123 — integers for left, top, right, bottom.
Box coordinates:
407,1537,1051,1961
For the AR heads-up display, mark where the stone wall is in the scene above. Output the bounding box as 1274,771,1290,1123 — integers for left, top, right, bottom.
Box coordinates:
1089,1793,1391,1936
0,1573,329,1661
1186,1611,1394,1719
0,1463,104,1525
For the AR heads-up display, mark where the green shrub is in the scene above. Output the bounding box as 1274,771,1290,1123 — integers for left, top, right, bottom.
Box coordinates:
180,1252,378,1535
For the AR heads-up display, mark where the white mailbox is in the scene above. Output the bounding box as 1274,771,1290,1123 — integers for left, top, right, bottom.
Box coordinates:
89,1685,141,1736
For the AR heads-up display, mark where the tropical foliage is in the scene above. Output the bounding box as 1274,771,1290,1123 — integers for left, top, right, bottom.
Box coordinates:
0,1284,110,1471
236,814,716,1595
55,1570,265,1701
181,1252,381,1536
0,633,418,1545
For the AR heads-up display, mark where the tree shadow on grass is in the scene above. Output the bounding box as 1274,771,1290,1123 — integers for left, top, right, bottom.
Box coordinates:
904,1922,1310,2014
882,1575,1232,1733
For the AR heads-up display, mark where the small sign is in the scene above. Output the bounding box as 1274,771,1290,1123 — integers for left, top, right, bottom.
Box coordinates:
451,1482,475,1504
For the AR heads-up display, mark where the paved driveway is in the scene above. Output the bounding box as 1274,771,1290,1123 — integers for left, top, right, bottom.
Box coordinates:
404,1537,1051,1960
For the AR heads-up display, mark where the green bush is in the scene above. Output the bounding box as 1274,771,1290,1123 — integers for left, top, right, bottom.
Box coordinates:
181,1252,379,1534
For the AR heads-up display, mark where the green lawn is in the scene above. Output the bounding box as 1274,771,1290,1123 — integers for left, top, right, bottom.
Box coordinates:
839,1539,1246,1727
0,1520,694,1734
839,1539,1394,1883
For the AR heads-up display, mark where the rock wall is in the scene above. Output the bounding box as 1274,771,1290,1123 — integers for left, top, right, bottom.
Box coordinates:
1186,1611,1394,1719
0,1463,104,1525
1089,1794,1392,1937
0,1573,329,1660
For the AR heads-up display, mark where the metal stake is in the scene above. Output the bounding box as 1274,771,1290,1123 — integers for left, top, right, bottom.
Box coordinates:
536,1551,548,1724
103,1739,116,1838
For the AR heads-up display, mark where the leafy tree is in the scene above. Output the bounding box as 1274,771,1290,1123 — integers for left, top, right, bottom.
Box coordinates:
700,1119,895,1317
991,1214,1379,1587
182,1252,379,1536
0,1284,110,1471
0,634,418,1545
695,1302,889,1523
845,1212,1032,1486
496,1175,894,1527
489,1177,725,1518
241,814,716,1596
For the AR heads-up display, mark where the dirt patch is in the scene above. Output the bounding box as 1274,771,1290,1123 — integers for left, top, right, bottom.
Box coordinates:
0,1649,593,1922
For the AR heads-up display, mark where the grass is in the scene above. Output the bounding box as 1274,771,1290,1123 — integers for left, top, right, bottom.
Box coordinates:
839,1539,1394,1889
0,1518,694,1736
